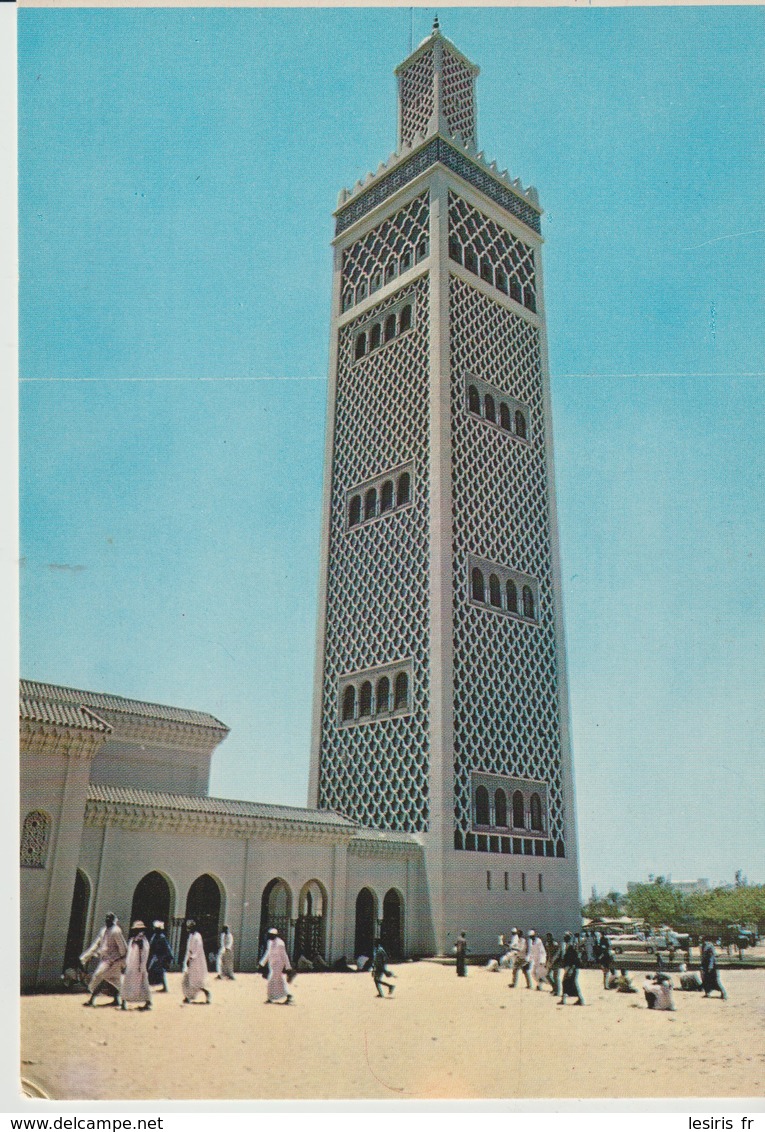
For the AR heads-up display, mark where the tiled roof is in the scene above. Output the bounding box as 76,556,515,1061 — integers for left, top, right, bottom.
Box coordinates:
86,783,359,829
20,680,228,732
20,697,111,734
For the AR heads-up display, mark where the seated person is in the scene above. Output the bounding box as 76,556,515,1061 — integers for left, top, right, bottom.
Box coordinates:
642,972,675,1011
613,968,637,993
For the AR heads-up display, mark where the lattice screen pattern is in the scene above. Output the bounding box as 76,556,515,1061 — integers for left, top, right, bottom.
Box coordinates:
341,193,430,314
442,47,476,146
449,270,567,858
399,49,435,147
318,277,432,832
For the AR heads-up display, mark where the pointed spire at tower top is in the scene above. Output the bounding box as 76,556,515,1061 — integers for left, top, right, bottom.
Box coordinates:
395,21,479,151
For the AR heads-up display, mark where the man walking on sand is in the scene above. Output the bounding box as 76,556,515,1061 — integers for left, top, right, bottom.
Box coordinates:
121,921,152,1011
455,931,468,977
182,919,211,1005
260,927,293,1004
371,938,396,997
82,913,127,1008
559,931,585,1006
700,937,727,1000
509,929,531,988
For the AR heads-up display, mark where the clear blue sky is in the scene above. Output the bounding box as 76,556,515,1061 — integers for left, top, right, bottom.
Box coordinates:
19,7,765,897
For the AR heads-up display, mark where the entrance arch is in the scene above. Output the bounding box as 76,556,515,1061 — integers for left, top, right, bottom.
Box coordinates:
381,888,404,960
183,874,223,969
130,870,173,930
294,880,327,963
259,878,292,955
354,887,376,961
63,869,91,969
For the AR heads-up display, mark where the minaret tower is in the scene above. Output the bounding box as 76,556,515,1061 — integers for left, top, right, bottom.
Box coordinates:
310,23,581,953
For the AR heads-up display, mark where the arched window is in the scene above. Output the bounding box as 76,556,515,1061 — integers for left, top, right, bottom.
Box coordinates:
512,791,525,829
495,789,508,827
371,271,382,293
376,676,390,714
480,257,493,284
397,471,411,505
500,402,512,431
384,313,396,342
448,235,463,264
489,573,501,607
357,280,368,302
384,261,397,285
348,495,361,527
359,680,373,717
20,810,51,868
369,322,381,350
364,488,377,522
416,238,429,262
399,249,412,273
399,304,412,333
506,578,518,613
342,685,356,722
484,393,496,423
464,246,478,274
380,480,394,512
524,284,536,312
522,585,535,619
495,266,508,294
468,384,480,414
394,672,409,711
530,793,543,832
354,332,367,360
515,409,527,440
471,567,485,603
475,785,490,826
342,291,353,312
509,278,522,304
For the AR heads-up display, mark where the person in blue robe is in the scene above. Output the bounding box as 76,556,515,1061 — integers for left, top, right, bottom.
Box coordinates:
147,920,174,992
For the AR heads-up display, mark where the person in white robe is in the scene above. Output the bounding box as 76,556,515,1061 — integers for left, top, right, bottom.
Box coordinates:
121,921,152,1011
528,930,549,989
259,927,293,1004
216,926,235,980
182,919,211,1004
83,913,127,1007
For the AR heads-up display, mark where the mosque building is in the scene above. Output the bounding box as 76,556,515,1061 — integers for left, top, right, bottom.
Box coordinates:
20,24,581,989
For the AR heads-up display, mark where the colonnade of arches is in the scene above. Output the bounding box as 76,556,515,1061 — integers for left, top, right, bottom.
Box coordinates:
63,869,335,972
353,886,404,962
474,785,545,833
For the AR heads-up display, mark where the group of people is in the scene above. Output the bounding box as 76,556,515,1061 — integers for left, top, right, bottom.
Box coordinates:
482,928,587,1004
77,914,297,1010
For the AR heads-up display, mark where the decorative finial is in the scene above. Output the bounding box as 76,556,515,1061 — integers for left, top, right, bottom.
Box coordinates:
433,15,440,32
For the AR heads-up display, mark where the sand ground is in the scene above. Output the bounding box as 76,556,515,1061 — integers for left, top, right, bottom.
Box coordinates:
20,965,765,1101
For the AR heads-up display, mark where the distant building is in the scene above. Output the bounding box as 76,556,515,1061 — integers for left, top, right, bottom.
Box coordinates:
626,878,710,896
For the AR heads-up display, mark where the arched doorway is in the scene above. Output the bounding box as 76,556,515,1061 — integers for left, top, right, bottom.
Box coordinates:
294,880,327,963
182,874,223,969
63,869,91,969
381,888,404,960
130,870,173,930
354,887,376,961
259,878,292,956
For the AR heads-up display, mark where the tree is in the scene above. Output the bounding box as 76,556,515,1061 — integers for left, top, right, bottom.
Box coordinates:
623,882,686,927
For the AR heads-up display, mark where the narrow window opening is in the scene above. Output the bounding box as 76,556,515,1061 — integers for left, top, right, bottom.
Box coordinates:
467,385,480,414
495,789,507,828
538,873,543,893
506,579,518,613
384,313,396,342
471,568,485,603
499,402,512,431
415,238,429,262
522,585,535,620
509,278,522,304
521,872,527,892
357,280,368,302
480,257,493,284
376,676,390,714
359,680,373,718
354,332,367,360
464,246,478,274
475,785,490,826
504,871,509,891
486,870,491,891
364,487,377,522
495,266,508,294
384,261,397,285
341,685,356,722
512,790,525,829
396,471,411,505
369,323,381,350
484,393,496,423
399,249,413,273
489,573,501,608
348,495,362,527
394,671,409,710
380,480,394,512
399,304,412,333
515,409,527,440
